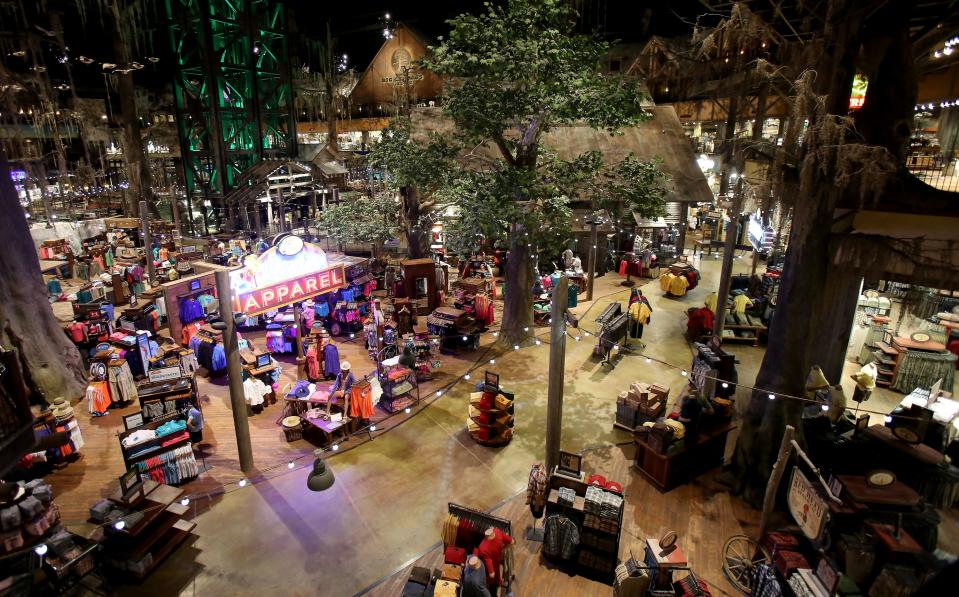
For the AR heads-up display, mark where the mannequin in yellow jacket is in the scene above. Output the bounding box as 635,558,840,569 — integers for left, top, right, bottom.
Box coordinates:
628,294,652,346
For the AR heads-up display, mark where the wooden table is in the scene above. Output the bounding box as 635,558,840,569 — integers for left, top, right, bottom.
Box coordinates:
633,422,735,491
863,425,945,466
838,475,921,508
302,414,348,447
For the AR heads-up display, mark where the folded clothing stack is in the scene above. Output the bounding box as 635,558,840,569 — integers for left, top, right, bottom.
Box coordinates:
557,487,576,506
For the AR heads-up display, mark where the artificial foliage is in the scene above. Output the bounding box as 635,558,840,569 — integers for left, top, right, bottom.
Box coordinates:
423,0,667,343
317,191,398,251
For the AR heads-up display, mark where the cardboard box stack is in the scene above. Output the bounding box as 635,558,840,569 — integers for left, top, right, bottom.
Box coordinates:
615,382,669,430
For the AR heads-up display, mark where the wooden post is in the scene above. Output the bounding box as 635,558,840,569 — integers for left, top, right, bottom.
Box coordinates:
293,301,305,379
713,190,743,338
759,425,795,540
214,269,254,473
545,275,569,473
139,200,155,283
586,221,598,301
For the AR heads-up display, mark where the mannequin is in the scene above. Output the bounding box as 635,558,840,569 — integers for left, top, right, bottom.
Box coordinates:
571,255,583,274
851,362,878,403
526,463,548,519
561,248,574,270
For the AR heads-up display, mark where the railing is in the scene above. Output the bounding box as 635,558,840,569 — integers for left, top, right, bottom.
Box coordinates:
907,154,959,193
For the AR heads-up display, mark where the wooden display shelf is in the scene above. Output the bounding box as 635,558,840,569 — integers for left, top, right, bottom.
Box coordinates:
721,324,766,347
546,488,585,512
633,423,735,491
128,520,196,580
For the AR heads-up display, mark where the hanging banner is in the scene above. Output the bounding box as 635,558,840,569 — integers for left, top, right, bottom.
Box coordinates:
229,237,347,315
787,468,829,540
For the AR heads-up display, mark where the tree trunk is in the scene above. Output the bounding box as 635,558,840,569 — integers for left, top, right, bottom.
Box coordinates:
0,150,85,403
730,0,862,503
110,0,153,217
501,224,535,345
402,186,430,259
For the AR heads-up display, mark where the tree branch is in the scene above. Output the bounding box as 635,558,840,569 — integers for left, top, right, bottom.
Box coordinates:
491,132,516,166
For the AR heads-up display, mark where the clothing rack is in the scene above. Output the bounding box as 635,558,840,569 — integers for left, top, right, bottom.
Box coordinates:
447,502,512,536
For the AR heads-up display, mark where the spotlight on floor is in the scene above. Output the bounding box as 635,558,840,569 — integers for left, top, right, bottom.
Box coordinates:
307,450,335,492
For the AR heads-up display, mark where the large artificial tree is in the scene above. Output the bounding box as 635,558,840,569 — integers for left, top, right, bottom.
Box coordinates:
726,0,935,502
426,0,657,344
366,116,457,258
317,192,399,257
0,150,86,402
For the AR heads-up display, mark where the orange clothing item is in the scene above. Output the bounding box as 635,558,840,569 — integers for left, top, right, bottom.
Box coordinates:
474,527,513,587
349,382,375,419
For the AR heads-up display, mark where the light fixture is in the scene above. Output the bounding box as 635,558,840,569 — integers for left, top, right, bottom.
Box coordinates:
583,331,591,337
463,336,468,341
645,358,652,363
332,443,339,451
514,345,519,350
436,390,443,396
721,382,729,389
493,332,499,337
523,327,529,332
238,478,248,488
349,333,355,339
464,374,471,380
288,461,295,469
489,359,495,364
884,415,893,424
935,50,943,58
404,407,411,414
180,497,190,506
535,340,541,346
114,519,126,531
681,370,688,377
820,404,829,412
34,544,48,557
945,46,955,56
307,450,335,491
369,425,376,431
768,393,776,401
574,336,581,341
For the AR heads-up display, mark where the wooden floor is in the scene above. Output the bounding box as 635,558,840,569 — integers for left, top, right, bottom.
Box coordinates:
361,444,761,597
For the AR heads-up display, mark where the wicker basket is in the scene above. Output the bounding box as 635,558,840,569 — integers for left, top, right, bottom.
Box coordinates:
282,421,304,442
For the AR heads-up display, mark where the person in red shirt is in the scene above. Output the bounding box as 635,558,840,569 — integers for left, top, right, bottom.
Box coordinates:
475,526,513,595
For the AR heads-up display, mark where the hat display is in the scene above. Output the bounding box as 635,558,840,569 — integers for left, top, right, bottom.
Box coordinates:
281,416,302,429
292,382,311,399
89,362,107,380
51,398,74,419
340,361,351,371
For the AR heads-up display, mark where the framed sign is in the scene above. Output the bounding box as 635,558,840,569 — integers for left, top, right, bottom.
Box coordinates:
558,450,583,477
122,412,144,431
485,371,500,389
189,279,201,291
119,468,143,498
787,468,829,540
148,366,182,383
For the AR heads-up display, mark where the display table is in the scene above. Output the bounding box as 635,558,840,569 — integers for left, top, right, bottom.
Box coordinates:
633,423,735,491
301,413,347,447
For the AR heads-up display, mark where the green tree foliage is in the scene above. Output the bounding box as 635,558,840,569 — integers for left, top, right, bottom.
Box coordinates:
367,117,458,257
425,0,665,343
318,192,398,250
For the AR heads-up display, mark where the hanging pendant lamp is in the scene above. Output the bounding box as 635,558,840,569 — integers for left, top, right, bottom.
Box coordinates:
307,450,335,492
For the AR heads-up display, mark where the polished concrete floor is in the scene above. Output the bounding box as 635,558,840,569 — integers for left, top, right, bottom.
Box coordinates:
51,252,946,596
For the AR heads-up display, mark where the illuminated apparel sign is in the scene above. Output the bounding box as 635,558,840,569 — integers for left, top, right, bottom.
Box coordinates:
849,74,868,110
229,238,346,315
233,265,345,315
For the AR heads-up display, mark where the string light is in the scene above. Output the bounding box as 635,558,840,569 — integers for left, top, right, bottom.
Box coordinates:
288,461,295,469
722,382,729,389
113,520,125,530
332,443,339,451
369,424,376,431
513,345,519,350
238,478,247,488
404,407,411,414
34,544,48,556
768,393,776,401
464,374,471,380
489,359,495,364
681,370,688,376
180,497,190,506
535,340,541,346
436,390,443,396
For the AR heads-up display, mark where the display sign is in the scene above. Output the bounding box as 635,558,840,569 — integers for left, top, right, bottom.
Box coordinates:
787,468,829,540
148,366,182,383
229,238,347,316
119,468,143,498
234,265,346,315
122,412,144,431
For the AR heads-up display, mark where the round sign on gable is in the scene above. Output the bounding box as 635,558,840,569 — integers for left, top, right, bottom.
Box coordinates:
277,235,305,256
